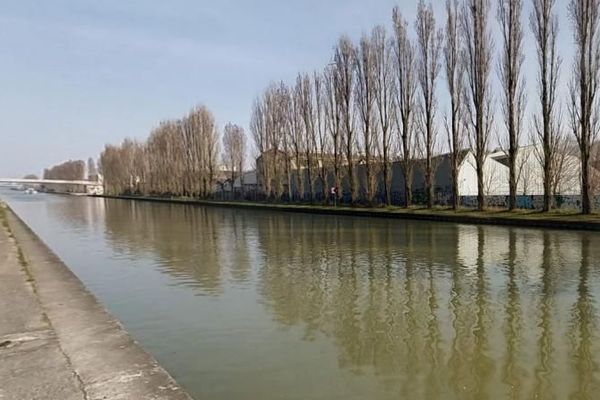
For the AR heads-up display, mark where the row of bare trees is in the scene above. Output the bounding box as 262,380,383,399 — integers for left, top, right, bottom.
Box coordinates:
250,0,600,213
251,4,441,206
43,160,85,181
569,0,600,214
99,105,246,197
93,0,600,212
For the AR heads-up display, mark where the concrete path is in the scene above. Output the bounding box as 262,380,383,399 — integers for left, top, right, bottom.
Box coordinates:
0,205,193,400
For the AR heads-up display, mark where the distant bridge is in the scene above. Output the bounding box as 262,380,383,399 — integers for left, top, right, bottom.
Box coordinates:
0,178,98,186
0,178,104,195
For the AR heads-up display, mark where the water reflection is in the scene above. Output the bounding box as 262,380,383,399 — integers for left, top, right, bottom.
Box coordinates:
568,237,600,399
501,230,522,400
100,201,260,294
9,193,600,400
252,216,598,399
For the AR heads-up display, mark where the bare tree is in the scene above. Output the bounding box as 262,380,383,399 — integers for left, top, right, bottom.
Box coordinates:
251,83,290,200
355,33,379,204
334,36,357,204
176,105,220,198
324,65,344,204
161,121,182,195
569,0,600,214
498,0,526,210
145,120,184,195
250,97,271,197
271,83,292,201
518,147,534,195
237,131,248,198
444,0,466,209
284,92,294,201
180,110,199,196
290,77,305,200
129,140,147,194
416,0,443,208
194,106,220,198
99,145,123,195
100,105,221,198
531,0,562,211
44,160,86,181
223,123,246,197
313,71,331,202
393,7,419,207
299,73,317,202
461,0,495,211
551,137,579,196
372,25,396,206
99,138,145,195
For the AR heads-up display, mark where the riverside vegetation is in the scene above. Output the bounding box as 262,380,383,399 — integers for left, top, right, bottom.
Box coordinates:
92,0,600,215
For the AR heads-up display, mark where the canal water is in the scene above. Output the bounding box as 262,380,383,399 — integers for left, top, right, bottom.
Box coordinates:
2,189,600,399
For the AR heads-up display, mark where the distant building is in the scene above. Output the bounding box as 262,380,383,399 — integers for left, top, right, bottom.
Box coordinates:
214,170,258,199
488,145,581,196
234,170,258,193
254,144,589,206
406,149,509,198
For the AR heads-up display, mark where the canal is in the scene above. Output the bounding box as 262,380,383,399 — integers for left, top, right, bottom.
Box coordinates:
2,189,600,399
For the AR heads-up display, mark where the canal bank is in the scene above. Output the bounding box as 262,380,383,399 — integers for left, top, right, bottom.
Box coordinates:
0,204,192,400
97,195,600,232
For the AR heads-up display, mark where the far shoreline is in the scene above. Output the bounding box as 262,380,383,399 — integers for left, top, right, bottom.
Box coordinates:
91,194,600,232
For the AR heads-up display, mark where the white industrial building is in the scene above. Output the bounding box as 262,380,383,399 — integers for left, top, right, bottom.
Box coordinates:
434,145,581,197
252,144,586,204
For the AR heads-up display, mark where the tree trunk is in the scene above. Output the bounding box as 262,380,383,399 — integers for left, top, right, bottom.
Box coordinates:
508,153,517,210
451,156,459,209
582,148,592,214
543,152,551,212
347,159,354,204
383,161,391,206
476,158,485,211
426,158,433,208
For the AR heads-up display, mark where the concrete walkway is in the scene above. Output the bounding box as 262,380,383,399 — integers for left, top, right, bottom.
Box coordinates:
0,205,192,400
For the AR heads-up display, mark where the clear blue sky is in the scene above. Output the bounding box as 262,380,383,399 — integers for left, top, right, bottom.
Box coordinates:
0,0,574,177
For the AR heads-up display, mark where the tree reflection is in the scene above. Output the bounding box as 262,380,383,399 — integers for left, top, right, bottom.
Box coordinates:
253,215,600,399
93,199,600,399
502,229,523,400
102,200,255,294
569,236,599,399
531,231,557,400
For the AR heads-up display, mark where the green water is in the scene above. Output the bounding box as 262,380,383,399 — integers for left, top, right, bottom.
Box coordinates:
2,189,600,399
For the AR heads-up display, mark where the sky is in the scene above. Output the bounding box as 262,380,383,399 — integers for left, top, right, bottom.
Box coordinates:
0,0,575,178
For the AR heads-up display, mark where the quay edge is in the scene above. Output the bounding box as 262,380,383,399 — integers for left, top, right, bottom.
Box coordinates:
0,203,194,400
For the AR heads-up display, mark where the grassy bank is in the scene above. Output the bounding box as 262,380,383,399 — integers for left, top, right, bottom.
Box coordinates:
93,194,600,232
